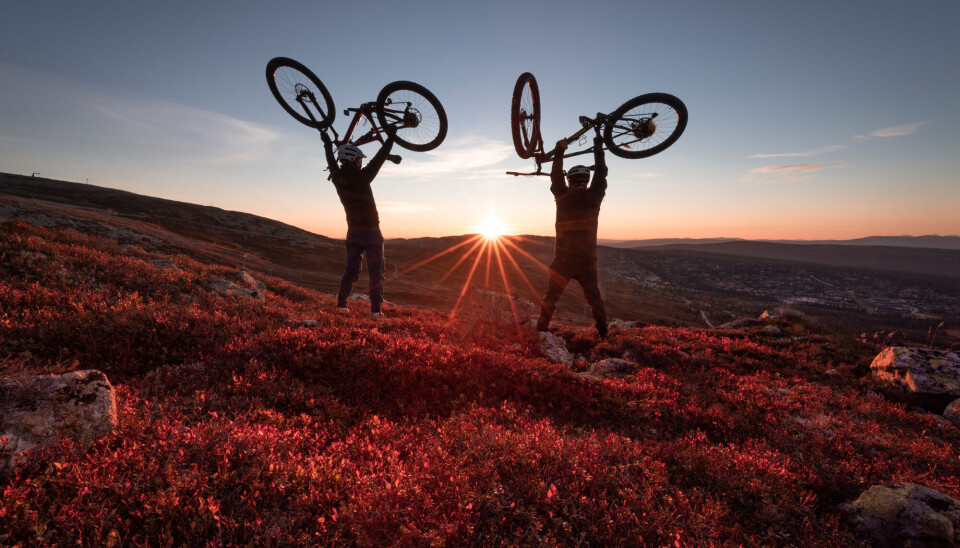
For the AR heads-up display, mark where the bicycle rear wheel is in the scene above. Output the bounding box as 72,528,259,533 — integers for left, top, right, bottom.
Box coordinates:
603,93,687,159
376,81,447,151
266,57,335,129
510,72,541,159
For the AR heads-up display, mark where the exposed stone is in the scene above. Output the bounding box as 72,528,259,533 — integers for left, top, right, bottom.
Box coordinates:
719,317,762,329
842,483,960,546
348,293,370,302
578,358,639,380
239,270,266,290
292,319,318,328
207,278,262,300
608,319,642,330
151,259,179,270
761,325,782,336
539,331,573,366
1,370,117,472
760,307,807,321
870,347,960,405
944,398,960,427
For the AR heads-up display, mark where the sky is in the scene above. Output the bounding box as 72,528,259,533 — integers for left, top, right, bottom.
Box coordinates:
2,0,959,240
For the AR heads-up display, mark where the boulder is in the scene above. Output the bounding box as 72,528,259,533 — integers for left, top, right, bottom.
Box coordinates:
239,270,266,290
207,278,262,300
1,370,117,472
578,358,638,380
843,483,960,546
870,347,960,402
608,319,642,331
944,398,960,427
539,332,573,366
760,307,807,321
150,259,179,271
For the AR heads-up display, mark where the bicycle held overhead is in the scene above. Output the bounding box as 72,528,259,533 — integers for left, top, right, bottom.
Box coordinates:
506,72,688,177
265,57,448,162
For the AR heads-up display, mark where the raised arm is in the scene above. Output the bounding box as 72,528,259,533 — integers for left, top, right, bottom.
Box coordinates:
360,135,396,182
320,130,338,174
589,135,608,198
550,139,567,197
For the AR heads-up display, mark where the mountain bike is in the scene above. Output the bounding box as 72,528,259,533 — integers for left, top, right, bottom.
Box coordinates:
266,57,448,158
506,72,687,176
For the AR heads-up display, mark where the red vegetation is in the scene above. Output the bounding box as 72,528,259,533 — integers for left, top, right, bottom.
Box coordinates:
2,220,959,546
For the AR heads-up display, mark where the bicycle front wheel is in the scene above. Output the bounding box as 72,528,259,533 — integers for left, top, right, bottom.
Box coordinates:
376,81,447,151
603,93,687,159
266,57,335,129
510,72,541,159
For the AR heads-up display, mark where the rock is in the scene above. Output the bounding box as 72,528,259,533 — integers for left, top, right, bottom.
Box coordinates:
761,325,783,336
608,319,641,331
207,278,262,300
719,317,762,329
348,293,370,302
1,370,117,472
150,259,179,270
539,331,573,366
578,358,638,380
239,270,266,290
870,347,960,405
292,319,318,328
760,307,807,321
843,483,960,546
944,398,960,427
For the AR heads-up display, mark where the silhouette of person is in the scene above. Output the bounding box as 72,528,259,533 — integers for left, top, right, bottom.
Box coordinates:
320,130,395,317
536,133,609,338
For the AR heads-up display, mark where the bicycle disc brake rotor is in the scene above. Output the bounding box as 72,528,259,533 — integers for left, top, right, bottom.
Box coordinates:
631,119,657,140
402,108,422,128
294,83,315,103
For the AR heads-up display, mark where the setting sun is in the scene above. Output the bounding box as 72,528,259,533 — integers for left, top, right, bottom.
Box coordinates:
476,211,508,240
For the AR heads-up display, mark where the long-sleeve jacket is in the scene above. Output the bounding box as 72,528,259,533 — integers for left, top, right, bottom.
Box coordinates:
323,136,395,230
550,137,607,261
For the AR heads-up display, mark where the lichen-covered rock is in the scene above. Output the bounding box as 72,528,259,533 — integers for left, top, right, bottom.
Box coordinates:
761,325,782,336
207,278,262,300
1,370,117,472
578,358,638,380
944,398,960,427
870,347,960,397
843,483,960,546
608,319,642,331
539,331,573,366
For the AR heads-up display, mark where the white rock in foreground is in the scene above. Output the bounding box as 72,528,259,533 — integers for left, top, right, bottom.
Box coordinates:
1,370,117,472
539,332,573,366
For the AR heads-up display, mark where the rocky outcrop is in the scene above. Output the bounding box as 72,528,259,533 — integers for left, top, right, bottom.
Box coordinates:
577,358,638,381
1,370,117,472
843,483,960,547
608,319,642,331
539,332,573,366
760,307,807,321
871,347,960,404
944,398,960,427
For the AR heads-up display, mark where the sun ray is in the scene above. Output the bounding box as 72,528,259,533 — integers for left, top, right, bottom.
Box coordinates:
449,238,490,319
388,234,483,282
499,237,542,298
438,236,486,285
502,237,551,272
491,239,523,331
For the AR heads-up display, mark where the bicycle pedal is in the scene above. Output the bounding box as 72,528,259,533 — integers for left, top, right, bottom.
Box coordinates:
387,154,402,164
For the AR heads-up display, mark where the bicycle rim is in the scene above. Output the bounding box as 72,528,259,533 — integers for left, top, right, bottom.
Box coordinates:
603,93,687,159
377,81,447,151
510,72,541,159
266,57,335,129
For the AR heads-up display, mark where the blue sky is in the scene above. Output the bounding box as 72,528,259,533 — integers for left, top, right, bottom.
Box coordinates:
2,0,958,239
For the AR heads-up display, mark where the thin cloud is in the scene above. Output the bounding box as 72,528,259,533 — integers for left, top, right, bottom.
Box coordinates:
378,136,514,178
378,201,436,213
748,145,846,159
631,172,663,179
742,161,845,183
855,122,924,141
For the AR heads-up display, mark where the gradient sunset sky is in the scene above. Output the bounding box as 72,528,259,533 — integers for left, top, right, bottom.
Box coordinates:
2,1,958,240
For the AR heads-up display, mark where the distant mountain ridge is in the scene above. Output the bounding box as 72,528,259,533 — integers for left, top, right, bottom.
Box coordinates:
600,235,960,250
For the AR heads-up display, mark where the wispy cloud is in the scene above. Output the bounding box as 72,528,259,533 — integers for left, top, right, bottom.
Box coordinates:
748,145,846,159
631,172,663,179
855,122,925,141
378,136,514,179
378,201,436,213
741,161,845,183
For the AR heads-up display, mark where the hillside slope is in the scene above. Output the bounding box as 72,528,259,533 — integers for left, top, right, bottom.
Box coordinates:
3,219,959,545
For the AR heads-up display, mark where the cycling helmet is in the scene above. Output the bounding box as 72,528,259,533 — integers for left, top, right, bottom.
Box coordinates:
566,165,590,185
337,144,366,163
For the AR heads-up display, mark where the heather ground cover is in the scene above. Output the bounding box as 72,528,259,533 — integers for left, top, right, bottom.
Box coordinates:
2,220,959,546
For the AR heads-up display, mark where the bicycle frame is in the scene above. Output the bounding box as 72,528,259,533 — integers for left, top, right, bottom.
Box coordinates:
507,114,608,177
294,92,413,148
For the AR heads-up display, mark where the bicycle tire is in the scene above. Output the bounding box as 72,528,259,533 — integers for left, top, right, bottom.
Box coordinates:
603,93,687,159
266,57,335,129
510,72,541,159
376,81,447,151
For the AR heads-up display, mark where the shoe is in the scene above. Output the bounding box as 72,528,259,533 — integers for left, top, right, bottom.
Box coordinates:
336,306,348,313
597,329,609,340
369,312,384,318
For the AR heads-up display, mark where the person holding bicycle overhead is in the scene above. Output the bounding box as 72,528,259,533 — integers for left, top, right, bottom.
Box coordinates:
320,130,396,317
536,132,609,339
